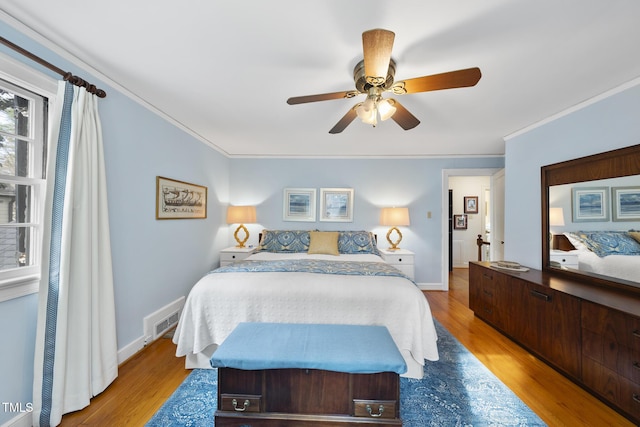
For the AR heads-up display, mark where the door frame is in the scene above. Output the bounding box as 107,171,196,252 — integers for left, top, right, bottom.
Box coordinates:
441,168,502,291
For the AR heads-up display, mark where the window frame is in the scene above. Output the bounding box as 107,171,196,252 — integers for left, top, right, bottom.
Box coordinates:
0,50,56,302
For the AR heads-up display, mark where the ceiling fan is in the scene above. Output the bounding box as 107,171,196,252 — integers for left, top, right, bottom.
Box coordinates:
286,29,482,134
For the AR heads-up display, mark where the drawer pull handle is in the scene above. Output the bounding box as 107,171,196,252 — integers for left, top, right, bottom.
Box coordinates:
530,290,550,302
232,398,250,412
633,362,640,371
633,394,640,404
633,330,640,339
483,273,492,280
366,404,384,418
483,290,493,297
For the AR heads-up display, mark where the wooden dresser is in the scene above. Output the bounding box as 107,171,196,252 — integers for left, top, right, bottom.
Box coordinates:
469,262,640,424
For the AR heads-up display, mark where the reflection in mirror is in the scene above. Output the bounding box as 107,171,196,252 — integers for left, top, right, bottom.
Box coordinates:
542,144,640,294
548,176,640,285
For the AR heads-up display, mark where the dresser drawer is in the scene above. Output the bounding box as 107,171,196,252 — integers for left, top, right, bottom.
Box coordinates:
220,252,247,263
583,328,640,384
353,399,397,419
582,301,640,350
220,394,262,413
582,357,640,420
381,253,414,265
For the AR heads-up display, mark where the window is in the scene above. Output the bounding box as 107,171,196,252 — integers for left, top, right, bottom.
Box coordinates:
0,52,55,302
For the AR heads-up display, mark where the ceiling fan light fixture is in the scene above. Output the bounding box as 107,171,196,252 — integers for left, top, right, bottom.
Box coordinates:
356,102,377,126
377,98,396,121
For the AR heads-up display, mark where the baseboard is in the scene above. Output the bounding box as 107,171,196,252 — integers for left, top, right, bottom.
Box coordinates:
0,411,31,427
117,335,146,365
117,296,185,365
417,282,445,291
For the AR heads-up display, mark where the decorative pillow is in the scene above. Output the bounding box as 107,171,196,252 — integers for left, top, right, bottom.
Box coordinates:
308,231,340,255
563,232,588,251
338,230,379,255
259,230,310,253
574,230,640,257
628,231,640,244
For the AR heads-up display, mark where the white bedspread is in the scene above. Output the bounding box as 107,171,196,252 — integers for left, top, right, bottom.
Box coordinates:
572,249,640,283
173,252,439,379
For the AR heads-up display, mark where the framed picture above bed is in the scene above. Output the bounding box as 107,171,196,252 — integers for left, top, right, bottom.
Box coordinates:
283,188,317,221
611,186,640,221
571,186,609,222
156,176,207,219
320,188,354,222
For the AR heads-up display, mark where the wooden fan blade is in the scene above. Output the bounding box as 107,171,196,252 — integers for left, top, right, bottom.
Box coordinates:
287,90,360,105
329,106,358,134
391,67,481,95
388,99,420,130
362,29,395,86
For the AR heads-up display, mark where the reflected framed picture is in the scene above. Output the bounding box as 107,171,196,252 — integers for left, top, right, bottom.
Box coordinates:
464,196,478,214
571,186,609,222
320,188,354,222
611,186,640,221
283,188,316,221
453,214,467,230
156,176,207,219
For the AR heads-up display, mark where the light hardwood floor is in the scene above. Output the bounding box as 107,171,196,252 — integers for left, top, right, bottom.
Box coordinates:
58,268,633,426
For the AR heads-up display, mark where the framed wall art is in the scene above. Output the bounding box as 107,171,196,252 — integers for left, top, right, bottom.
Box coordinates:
571,186,609,222
611,186,640,221
283,188,317,222
156,176,207,219
453,214,467,230
320,188,354,222
464,196,478,214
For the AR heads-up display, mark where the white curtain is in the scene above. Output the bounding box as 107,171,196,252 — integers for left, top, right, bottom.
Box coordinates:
32,81,118,427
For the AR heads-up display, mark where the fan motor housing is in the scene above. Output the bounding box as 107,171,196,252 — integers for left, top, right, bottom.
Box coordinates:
353,58,396,92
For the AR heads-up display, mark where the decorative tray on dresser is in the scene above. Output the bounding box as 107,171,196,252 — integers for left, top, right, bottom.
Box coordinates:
211,322,406,426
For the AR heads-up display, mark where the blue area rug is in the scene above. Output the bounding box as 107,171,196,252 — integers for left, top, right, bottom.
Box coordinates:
147,321,546,426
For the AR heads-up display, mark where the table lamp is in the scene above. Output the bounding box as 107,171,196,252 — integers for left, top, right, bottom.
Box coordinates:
226,205,256,248
380,207,410,250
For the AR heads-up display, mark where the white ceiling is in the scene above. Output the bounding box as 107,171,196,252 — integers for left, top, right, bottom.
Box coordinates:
2,0,640,158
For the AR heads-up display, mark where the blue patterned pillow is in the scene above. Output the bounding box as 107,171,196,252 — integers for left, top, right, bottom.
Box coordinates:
338,231,379,255
259,230,310,252
575,231,640,257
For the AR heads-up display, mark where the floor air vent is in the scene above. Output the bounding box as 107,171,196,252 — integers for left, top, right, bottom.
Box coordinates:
143,296,185,345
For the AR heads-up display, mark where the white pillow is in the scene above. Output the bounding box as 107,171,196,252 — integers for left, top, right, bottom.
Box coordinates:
563,232,587,251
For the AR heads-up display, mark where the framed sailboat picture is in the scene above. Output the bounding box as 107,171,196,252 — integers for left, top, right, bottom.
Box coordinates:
156,176,207,219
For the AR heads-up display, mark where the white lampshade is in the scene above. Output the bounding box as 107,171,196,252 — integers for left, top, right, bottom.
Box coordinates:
549,207,565,227
380,207,410,226
226,205,256,224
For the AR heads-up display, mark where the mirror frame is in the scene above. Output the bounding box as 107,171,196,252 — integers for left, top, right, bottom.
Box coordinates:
541,144,640,295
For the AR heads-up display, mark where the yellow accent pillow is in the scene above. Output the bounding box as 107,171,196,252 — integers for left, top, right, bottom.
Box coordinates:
629,231,640,244
308,231,340,256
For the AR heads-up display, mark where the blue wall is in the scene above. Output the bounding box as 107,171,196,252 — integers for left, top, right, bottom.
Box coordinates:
0,21,231,425
505,82,640,268
229,157,503,284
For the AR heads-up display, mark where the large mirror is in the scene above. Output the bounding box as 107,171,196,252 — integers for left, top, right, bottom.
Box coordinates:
541,144,640,294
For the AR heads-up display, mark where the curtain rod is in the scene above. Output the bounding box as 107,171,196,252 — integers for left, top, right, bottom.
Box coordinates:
0,35,107,98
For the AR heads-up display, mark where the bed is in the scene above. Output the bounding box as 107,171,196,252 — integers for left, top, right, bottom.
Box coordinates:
561,231,640,283
173,230,439,379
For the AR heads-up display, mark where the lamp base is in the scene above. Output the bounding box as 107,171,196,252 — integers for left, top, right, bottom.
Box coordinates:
234,224,249,248
386,226,403,250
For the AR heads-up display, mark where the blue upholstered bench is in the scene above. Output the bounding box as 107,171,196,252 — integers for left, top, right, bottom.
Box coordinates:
211,322,405,426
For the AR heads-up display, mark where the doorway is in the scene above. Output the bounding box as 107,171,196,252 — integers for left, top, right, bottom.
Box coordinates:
441,168,504,290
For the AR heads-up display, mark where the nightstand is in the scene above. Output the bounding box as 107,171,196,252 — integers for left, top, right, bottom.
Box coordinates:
220,246,256,267
378,248,415,280
550,250,579,269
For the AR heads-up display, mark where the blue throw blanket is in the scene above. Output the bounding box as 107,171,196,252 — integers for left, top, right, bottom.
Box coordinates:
210,259,414,283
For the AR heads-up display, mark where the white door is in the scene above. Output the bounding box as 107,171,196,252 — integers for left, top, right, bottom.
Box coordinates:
490,169,505,261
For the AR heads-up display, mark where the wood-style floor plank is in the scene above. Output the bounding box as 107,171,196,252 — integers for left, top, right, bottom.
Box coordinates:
57,269,633,426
